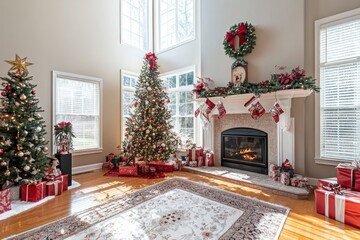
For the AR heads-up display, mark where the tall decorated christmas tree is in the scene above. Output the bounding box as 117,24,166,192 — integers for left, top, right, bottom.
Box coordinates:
122,53,178,163
0,55,49,189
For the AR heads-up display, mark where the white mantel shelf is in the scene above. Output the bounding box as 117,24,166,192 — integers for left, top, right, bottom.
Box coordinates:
195,89,313,131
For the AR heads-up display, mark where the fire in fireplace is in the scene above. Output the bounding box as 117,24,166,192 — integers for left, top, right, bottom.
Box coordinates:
221,128,268,174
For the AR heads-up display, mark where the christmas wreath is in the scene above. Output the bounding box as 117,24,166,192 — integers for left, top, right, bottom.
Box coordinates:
223,22,256,59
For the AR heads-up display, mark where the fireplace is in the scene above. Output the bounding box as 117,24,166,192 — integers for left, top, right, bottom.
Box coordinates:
221,127,268,174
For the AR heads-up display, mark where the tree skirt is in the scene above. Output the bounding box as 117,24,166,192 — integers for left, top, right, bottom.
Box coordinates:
104,169,166,179
8,178,289,240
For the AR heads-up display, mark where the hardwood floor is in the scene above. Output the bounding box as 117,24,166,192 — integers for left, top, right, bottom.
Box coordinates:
1,169,360,239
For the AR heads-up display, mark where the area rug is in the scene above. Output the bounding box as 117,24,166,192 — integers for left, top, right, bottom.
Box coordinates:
7,177,289,240
104,169,166,179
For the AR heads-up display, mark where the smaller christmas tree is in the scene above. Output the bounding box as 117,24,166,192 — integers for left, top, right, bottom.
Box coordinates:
122,53,178,163
0,55,49,189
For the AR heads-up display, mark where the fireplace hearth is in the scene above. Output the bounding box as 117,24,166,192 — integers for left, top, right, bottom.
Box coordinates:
221,128,268,174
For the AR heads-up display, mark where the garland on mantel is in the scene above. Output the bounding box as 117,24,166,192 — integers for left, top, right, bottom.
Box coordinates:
193,66,320,98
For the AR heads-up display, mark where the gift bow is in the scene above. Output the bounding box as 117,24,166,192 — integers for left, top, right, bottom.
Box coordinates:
352,160,360,169
226,23,247,50
323,183,344,195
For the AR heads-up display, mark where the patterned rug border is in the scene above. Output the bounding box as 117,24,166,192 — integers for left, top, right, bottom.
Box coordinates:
7,177,290,240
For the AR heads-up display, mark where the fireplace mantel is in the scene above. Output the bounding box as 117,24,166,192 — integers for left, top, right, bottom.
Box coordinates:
195,89,313,169
195,89,313,131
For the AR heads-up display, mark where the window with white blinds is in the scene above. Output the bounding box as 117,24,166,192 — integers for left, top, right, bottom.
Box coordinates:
317,10,360,162
52,72,102,153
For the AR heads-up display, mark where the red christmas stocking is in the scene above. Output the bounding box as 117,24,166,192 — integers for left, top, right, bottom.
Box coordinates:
217,100,226,119
269,102,284,123
201,98,215,119
194,103,203,118
244,95,265,120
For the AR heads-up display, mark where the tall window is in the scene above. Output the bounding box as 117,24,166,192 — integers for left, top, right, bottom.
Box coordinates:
121,0,151,51
52,71,102,153
120,0,195,52
156,0,195,51
162,67,195,145
121,71,137,140
315,9,360,163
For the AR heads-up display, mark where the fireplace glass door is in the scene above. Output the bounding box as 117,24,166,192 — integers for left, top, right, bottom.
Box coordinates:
221,128,268,174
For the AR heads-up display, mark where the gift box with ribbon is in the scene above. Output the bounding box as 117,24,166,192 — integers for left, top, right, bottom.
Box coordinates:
54,174,69,192
315,188,360,229
149,161,174,172
21,182,46,202
187,147,203,161
336,163,360,191
119,165,138,176
46,180,63,196
318,178,338,189
0,188,11,214
205,151,214,167
189,161,198,167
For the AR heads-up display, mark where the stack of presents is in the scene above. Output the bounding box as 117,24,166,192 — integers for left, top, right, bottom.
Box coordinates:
185,147,214,167
103,146,215,177
103,153,182,177
315,161,360,229
269,159,308,188
0,157,70,214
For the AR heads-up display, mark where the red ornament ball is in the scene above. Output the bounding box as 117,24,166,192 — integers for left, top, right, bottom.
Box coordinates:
31,90,36,95
5,85,12,92
1,92,6,97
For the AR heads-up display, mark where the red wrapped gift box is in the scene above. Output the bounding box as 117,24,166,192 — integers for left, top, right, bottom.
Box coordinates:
119,166,138,176
0,188,11,213
205,152,214,167
21,182,46,202
315,188,360,229
149,161,174,172
318,178,338,189
55,174,69,191
337,164,360,191
187,147,203,161
46,180,63,196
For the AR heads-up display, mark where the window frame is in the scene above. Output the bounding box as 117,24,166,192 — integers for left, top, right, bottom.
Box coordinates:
160,66,196,149
120,70,139,143
154,0,196,53
314,8,360,166
52,71,103,156
120,0,153,51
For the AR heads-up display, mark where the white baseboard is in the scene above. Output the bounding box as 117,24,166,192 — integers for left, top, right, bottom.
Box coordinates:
72,163,102,175
307,177,318,186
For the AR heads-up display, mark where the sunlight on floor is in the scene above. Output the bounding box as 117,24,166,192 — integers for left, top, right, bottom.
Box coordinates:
79,181,124,194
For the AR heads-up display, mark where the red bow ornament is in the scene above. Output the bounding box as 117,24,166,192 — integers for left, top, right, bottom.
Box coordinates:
145,52,157,70
226,23,247,50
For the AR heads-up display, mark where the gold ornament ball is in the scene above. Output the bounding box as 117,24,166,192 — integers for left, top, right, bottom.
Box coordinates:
15,102,20,106
28,117,33,122
4,170,11,177
0,161,7,167
18,151,24,157
43,147,49,152
23,165,30,171
148,137,152,140
19,94,27,100
41,137,45,142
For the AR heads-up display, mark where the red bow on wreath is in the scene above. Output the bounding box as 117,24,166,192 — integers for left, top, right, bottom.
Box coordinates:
145,52,157,70
226,23,247,50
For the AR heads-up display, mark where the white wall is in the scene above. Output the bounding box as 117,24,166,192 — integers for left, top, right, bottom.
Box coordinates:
201,0,304,85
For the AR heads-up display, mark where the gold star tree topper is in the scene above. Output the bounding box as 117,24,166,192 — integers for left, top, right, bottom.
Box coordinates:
5,54,33,74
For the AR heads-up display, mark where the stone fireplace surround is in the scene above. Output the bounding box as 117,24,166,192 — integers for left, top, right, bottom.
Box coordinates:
197,89,312,173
